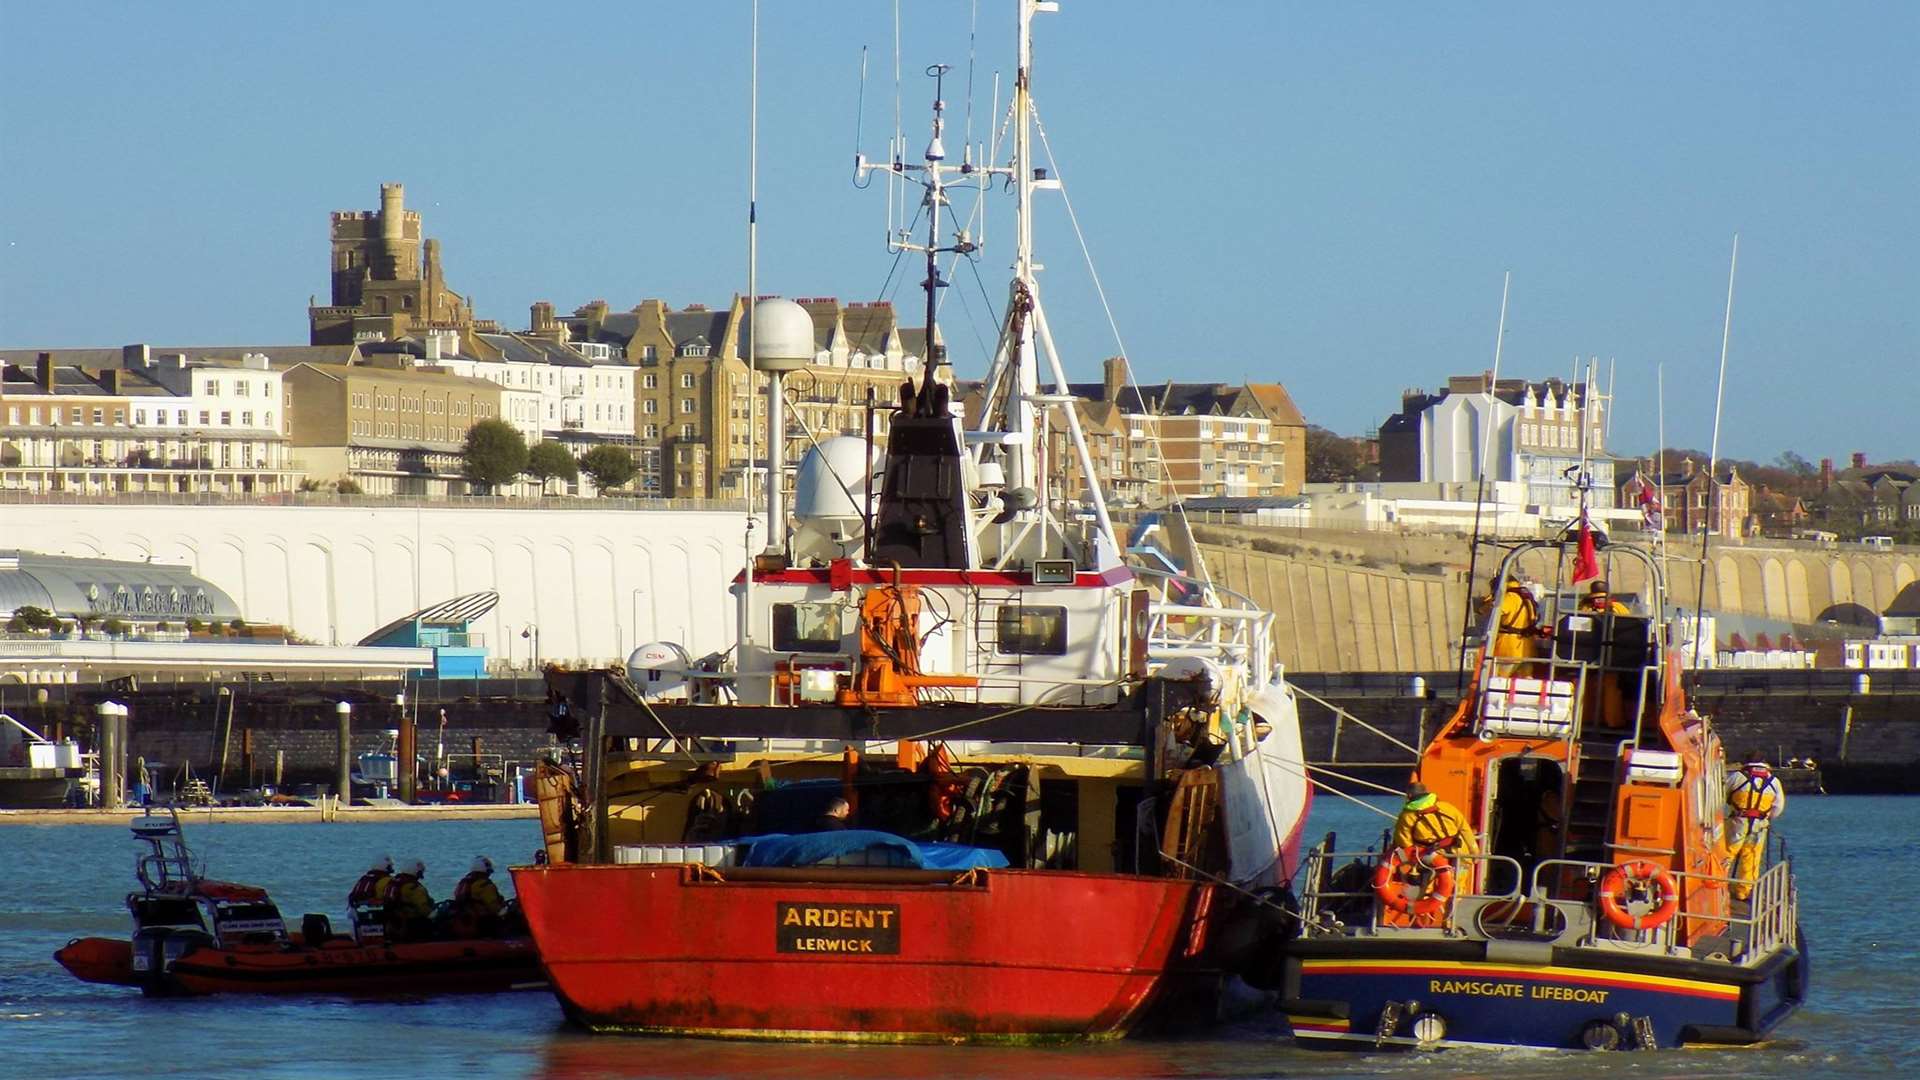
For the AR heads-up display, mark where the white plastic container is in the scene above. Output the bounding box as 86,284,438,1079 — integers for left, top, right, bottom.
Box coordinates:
1479,675,1576,738
1625,749,1684,785
612,843,738,867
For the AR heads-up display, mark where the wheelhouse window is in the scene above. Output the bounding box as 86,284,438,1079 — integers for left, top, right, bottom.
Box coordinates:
772,602,842,653
995,605,1068,655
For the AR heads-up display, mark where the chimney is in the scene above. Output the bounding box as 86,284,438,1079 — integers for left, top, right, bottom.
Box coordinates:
36,352,55,391
101,368,123,395
1851,451,1868,471
1102,356,1129,402
1820,457,1834,490
122,343,151,369
530,300,556,333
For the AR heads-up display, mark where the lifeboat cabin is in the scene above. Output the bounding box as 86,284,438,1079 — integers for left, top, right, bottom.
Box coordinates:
1283,540,1807,1051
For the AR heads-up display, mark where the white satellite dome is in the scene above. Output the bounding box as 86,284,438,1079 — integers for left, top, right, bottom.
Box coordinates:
626,641,692,700
748,298,814,373
793,436,877,525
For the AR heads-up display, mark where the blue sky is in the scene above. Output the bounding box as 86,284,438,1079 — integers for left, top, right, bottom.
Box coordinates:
2,1,1914,463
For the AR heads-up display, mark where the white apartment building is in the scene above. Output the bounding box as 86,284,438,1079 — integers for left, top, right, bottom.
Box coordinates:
469,333,634,446
422,331,544,445
0,348,297,495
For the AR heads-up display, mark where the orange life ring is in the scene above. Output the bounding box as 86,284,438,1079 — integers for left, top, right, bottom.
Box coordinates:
1597,860,1680,931
1372,845,1456,920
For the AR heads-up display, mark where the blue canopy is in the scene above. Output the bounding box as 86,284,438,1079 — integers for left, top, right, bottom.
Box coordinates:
738,829,1009,871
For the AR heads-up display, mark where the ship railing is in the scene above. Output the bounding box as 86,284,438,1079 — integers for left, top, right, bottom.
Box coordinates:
1295,842,1525,938
1524,857,1798,963
1299,842,1797,963
1131,565,1274,686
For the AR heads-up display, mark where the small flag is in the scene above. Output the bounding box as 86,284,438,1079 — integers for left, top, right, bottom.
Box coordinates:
1635,477,1665,532
1572,512,1601,583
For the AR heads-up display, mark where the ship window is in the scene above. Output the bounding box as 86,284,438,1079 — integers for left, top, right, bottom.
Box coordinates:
996,605,1067,655
772,602,842,653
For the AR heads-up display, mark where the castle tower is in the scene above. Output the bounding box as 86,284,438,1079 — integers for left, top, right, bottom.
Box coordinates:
312,182,466,345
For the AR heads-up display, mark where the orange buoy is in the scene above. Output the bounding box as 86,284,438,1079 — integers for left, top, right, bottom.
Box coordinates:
1597,860,1680,931
1372,845,1455,923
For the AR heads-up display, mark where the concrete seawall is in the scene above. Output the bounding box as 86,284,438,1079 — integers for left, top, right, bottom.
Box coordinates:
1196,533,1920,673
10,671,1917,798
1289,670,1920,793
0,804,538,826
1,502,751,666
4,503,1912,673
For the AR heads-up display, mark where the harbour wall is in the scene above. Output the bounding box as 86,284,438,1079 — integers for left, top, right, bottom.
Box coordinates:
1,503,752,666
9,671,1918,793
1195,533,1920,673
1287,670,1920,793
3,503,1915,674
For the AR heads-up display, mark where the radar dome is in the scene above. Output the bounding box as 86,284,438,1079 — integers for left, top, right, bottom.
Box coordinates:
626,641,692,700
748,298,815,372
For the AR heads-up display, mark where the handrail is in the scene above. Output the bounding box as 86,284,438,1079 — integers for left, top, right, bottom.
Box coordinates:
1302,842,1798,965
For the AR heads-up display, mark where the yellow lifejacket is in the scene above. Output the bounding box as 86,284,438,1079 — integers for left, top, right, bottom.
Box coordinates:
1728,768,1778,820
1394,799,1479,856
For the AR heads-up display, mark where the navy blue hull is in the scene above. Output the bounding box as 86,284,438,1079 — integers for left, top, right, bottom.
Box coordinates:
1286,951,1803,1050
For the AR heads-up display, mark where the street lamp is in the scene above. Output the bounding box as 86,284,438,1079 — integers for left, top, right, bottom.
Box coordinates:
631,587,647,649
520,624,540,671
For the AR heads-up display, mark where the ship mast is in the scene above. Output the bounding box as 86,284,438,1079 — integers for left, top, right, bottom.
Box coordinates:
855,0,1119,562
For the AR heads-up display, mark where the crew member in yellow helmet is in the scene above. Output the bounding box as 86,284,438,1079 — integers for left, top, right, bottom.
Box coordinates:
1481,579,1541,660
1726,752,1786,901
1394,783,1479,855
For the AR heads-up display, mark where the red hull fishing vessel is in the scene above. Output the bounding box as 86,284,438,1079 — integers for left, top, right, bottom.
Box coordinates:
57,810,542,997
519,866,1211,1039
512,0,1311,1042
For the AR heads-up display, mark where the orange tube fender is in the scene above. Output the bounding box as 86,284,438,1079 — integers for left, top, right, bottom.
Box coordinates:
1372,845,1455,919
1597,860,1680,931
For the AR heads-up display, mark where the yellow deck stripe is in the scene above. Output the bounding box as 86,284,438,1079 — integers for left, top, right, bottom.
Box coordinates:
1301,957,1739,998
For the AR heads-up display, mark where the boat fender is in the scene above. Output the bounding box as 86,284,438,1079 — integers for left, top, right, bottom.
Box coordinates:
1597,861,1679,932
1372,846,1455,918
1581,1018,1622,1051
1410,1012,1446,1046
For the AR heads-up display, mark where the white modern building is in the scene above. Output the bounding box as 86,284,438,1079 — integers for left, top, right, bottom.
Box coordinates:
1378,373,1614,511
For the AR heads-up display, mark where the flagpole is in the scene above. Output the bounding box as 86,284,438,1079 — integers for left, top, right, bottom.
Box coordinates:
1457,271,1511,694
1690,234,1739,672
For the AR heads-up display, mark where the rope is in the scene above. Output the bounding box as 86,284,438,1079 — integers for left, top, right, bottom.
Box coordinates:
1259,752,1399,821
1306,762,1410,799
1288,683,1425,759
1156,848,1340,934
1028,105,1179,499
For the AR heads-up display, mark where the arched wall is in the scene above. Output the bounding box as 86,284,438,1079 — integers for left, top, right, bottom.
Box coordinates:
0,505,748,663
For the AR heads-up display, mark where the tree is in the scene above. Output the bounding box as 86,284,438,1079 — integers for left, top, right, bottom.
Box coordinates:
6,605,60,633
580,445,637,495
526,441,580,494
1305,426,1375,484
333,478,363,495
462,419,529,492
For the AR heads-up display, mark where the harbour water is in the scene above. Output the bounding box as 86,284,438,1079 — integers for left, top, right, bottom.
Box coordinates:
3,797,1913,1079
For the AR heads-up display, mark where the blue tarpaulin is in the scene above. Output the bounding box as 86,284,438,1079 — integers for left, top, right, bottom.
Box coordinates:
737,829,1009,870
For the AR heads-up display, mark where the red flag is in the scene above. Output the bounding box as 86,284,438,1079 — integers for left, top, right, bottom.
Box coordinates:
1572,512,1601,583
